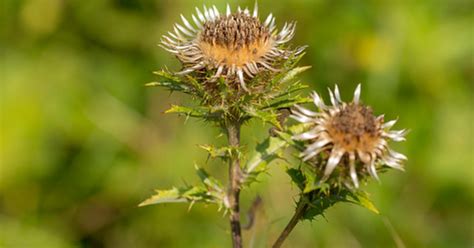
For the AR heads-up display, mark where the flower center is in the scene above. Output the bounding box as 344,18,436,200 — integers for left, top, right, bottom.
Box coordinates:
198,13,272,67
327,103,380,152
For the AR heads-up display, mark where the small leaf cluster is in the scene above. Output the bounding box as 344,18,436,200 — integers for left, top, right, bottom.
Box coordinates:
147,53,311,126
287,167,379,221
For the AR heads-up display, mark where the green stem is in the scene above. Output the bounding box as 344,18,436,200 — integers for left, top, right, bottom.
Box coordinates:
272,198,308,248
226,120,243,248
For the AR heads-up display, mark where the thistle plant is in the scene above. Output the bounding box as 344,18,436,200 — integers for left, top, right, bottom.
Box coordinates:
139,3,407,248
140,3,307,247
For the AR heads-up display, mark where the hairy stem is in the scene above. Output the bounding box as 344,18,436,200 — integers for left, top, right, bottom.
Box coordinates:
272,198,308,248
226,120,242,248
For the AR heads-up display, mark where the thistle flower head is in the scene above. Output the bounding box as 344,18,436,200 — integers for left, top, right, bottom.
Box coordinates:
291,85,407,188
161,3,304,91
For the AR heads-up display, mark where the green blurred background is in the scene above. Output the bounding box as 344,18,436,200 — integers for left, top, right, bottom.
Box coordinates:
1,0,473,247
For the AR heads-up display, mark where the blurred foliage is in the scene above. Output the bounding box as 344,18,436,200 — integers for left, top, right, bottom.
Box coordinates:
1,0,473,247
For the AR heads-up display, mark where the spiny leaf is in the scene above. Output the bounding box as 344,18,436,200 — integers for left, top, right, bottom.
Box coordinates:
287,82,309,93
165,105,224,121
290,163,326,194
278,66,312,85
139,166,227,209
246,136,288,173
303,175,319,193
301,189,379,221
287,168,305,190
138,186,214,207
264,95,312,110
148,70,192,92
288,123,314,134
275,125,308,151
152,70,180,82
183,74,205,93
244,107,281,129
145,81,191,92
195,165,224,193
276,82,309,98
285,51,307,69
302,191,349,220
243,136,288,185
165,105,206,117
347,191,380,214
199,144,235,160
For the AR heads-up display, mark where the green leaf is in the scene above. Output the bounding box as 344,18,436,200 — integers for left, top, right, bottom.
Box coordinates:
291,164,326,194
300,189,380,221
138,186,214,207
165,105,224,121
183,74,205,94
302,191,349,220
147,70,192,92
195,165,224,193
278,66,311,85
285,52,307,68
287,168,305,190
199,144,234,160
264,95,312,110
244,107,281,129
288,123,313,134
145,81,190,92
302,174,320,193
347,191,380,214
301,188,353,220
276,82,309,97
165,105,205,117
278,123,314,150
139,166,227,210
243,136,288,185
148,70,210,99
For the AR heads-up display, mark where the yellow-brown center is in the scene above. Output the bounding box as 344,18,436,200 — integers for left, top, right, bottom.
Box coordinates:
327,103,380,152
198,13,272,67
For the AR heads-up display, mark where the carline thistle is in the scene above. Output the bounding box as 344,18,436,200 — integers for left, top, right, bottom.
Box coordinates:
160,3,305,91
291,85,407,188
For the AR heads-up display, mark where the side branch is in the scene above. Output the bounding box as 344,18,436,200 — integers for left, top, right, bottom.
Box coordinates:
272,198,308,248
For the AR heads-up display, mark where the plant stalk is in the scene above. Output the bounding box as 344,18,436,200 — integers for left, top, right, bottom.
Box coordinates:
272,198,308,248
226,120,243,248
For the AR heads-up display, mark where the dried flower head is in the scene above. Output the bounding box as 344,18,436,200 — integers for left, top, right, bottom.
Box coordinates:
291,85,407,188
160,3,304,91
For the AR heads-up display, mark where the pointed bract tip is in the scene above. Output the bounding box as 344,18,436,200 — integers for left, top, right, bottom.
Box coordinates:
226,4,231,16
253,1,258,17
353,83,361,104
